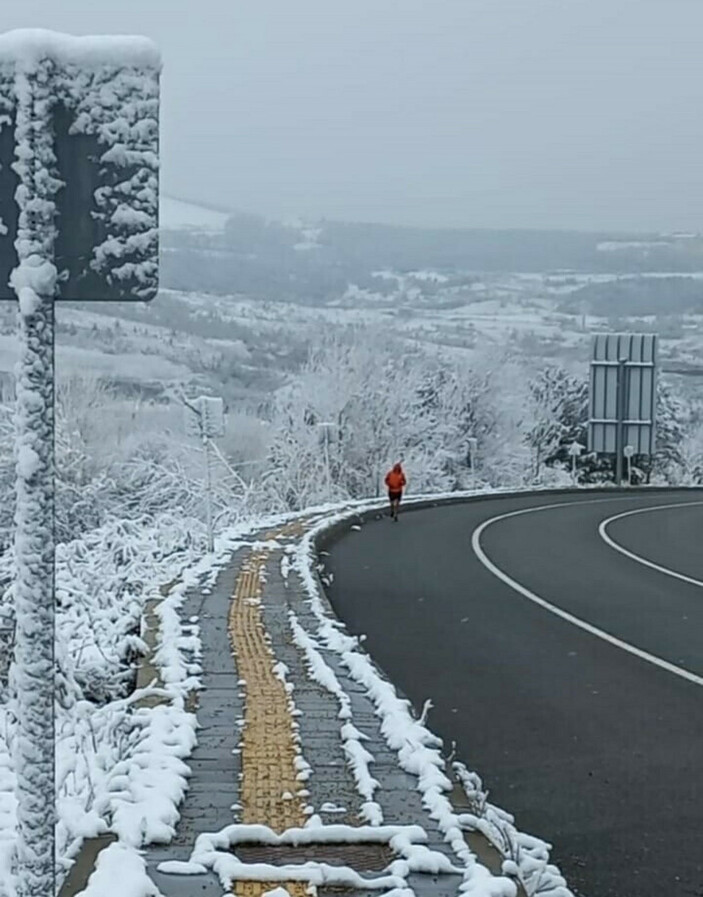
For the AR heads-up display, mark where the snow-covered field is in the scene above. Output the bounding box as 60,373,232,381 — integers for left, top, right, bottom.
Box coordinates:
3,268,693,413
159,196,232,233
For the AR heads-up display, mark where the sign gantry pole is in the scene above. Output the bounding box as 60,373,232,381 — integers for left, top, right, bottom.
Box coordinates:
615,357,627,485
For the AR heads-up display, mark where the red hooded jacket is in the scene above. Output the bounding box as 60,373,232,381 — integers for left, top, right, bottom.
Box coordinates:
385,464,406,492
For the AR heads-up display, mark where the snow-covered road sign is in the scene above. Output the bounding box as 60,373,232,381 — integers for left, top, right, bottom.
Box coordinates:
0,31,160,897
588,333,658,457
0,30,160,301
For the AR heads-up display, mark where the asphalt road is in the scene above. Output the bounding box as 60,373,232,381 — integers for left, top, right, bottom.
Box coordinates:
323,490,703,897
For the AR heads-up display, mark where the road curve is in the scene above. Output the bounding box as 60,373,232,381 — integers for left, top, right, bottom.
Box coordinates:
322,490,703,897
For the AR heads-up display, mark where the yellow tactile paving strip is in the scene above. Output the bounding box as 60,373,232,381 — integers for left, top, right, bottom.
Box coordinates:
229,528,310,897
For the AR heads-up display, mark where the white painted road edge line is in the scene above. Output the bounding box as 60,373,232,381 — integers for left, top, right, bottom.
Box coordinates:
599,501,703,588
470,497,703,689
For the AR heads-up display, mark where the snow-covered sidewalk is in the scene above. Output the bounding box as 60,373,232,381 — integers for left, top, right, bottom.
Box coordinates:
69,506,568,897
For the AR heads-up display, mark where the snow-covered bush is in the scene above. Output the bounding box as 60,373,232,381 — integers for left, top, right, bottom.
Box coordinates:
263,331,531,509
264,334,698,504
0,509,206,890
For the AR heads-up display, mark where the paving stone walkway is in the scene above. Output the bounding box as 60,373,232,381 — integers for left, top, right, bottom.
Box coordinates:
143,521,481,897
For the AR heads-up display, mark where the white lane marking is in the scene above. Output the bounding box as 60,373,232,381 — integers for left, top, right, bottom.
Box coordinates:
599,501,703,588
471,497,703,688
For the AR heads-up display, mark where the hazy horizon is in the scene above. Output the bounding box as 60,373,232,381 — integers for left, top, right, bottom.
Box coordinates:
6,1,703,233
165,191,692,237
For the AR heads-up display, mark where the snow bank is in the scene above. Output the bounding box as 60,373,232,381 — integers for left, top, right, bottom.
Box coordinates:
288,609,383,825
75,841,164,897
167,822,457,892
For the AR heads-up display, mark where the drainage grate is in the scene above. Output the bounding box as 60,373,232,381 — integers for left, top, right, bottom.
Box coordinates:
234,842,394,872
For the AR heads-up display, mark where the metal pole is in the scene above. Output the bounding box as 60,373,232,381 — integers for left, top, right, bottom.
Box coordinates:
324,428,331,502
204,436,214,553
468,437,478,490
11,65,57,897
571,451,577,485
615,358,627,485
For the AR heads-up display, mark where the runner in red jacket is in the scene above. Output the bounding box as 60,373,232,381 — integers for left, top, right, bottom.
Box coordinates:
384,462,406,521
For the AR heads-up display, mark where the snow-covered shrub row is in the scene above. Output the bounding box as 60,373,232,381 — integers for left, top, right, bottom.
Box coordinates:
0,513,204,707
0,374,258,554
262,330,700,511
0,508,211,893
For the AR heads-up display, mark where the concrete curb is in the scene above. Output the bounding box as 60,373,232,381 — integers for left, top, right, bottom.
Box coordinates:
314,484,703,555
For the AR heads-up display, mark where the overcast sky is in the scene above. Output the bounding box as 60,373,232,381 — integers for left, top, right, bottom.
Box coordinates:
6,0,703,232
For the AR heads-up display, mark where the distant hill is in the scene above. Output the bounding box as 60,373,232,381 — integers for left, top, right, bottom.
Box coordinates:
158,206,703,302
159,196,232,232
558,275,703,316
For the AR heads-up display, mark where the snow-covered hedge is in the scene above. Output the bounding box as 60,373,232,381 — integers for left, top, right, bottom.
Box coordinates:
0,509,208,893
262,331,702,511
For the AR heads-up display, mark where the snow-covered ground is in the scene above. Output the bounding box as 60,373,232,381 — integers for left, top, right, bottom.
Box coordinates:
0,510,241,895
0,495,578,896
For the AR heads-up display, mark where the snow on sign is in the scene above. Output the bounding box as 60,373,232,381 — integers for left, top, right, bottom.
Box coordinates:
588,333,658,456
0,29,160,301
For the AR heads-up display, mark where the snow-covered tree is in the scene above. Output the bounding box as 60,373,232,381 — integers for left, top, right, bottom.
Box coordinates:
524,366,587,479
651,381,689,483
264,331,537,508
523,365,619,484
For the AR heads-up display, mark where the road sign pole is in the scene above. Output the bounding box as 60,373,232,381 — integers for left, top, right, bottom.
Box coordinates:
11,70,57,897
624,445,635,487
324,427,331,502
568,441,583,487
203,436,214,553
468,437,478,490
615,358,627,485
